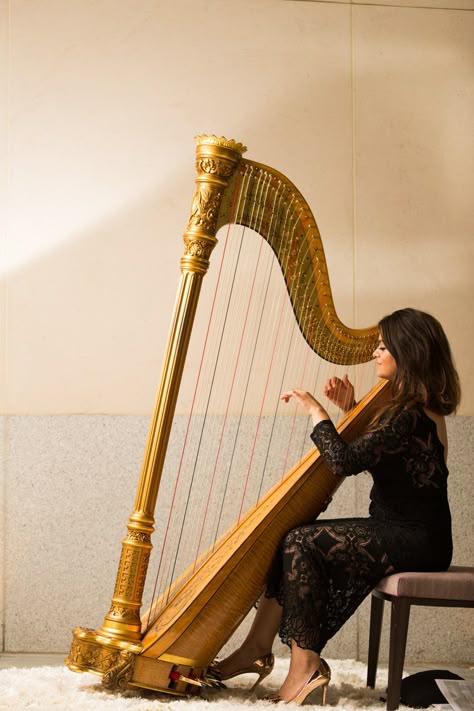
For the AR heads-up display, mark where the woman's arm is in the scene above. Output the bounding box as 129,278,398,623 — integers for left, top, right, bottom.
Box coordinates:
281,388,415,477
310,410,414,477
280,388,330,426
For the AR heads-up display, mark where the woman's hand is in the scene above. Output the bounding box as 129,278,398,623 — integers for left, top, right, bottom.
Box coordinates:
323,374,356,412
280,388,330,426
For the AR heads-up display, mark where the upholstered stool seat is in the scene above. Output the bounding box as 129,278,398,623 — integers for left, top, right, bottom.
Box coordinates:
366,565,474,710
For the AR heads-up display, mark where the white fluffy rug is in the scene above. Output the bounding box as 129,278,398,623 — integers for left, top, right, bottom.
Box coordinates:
0,657,408,711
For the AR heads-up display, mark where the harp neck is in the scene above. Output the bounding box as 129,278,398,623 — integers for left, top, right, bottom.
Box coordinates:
213,155,378,364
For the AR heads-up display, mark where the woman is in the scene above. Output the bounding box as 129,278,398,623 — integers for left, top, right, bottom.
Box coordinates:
208,308,461,705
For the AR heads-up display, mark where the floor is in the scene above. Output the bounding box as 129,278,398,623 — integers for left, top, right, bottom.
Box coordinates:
0,653,66,669
1,653,473,679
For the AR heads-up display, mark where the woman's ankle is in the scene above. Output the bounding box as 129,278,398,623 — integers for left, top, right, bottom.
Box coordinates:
239,639,272,660
289,642,320,674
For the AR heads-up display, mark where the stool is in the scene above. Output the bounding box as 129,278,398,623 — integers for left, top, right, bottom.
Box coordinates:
366,565,474,711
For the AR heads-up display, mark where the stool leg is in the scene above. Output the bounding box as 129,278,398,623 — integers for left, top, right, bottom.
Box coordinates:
367,595,385,688
386,597,410,711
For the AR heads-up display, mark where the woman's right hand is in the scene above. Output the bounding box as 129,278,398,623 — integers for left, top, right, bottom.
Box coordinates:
323,374,356,412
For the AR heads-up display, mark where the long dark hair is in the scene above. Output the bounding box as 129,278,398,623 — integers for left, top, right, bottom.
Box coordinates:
377,308,461,420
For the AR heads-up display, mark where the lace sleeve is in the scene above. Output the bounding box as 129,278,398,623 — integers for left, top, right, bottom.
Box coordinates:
310,408,416,477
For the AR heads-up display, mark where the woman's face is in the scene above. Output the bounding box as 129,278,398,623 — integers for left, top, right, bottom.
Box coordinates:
373,335,398,381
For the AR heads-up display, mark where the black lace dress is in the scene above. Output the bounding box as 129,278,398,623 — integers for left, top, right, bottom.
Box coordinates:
266,405,452,653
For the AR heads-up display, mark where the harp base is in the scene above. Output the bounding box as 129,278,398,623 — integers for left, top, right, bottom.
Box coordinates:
65,626,141,690
65,626,208,697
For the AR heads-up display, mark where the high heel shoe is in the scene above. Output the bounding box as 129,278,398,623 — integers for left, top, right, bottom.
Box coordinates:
206,652,275,691
265,658,331,706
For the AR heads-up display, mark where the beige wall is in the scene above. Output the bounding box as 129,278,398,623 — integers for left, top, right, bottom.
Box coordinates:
0,0,473,662
0,0,473,415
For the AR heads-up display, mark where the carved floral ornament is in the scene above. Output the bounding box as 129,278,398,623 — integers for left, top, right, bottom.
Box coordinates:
197,157,235,179
102,650,135,690
187,185,222,234
195,134,247,155
127,530,150,543
184,238,214,260
114,546,150,601
107,604,141,621
69,635,124,674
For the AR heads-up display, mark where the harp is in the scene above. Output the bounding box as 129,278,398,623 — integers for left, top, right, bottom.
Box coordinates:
66,136,386,695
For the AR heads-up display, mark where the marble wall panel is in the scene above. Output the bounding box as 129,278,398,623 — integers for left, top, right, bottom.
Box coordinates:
4,415,148,651
3,413,472,662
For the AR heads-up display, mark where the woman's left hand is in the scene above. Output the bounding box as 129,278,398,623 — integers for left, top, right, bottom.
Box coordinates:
280,388,330,425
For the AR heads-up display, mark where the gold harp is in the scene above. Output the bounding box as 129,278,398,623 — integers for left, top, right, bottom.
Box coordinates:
66,136,386,695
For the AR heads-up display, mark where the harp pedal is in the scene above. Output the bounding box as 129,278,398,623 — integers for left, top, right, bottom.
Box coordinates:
169,669,213,688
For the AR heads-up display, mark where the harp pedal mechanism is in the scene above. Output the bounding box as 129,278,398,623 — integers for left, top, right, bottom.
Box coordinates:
169,669,214,688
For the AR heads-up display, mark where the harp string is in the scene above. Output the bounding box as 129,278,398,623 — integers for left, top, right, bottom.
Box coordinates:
205,189,281,539
235,189,302,523
144,164,376,621
174,178,264,571
192,230,269,565
145,178,246,619
155,173,259,607
168,205,257,596
148,169,284,610
209,172,317,529
188,167,296,543
211,240,276,543
236,172,313,510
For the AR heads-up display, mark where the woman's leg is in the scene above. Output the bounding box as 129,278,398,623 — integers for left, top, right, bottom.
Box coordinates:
277,640,320,701
215,517,392,693
273,518,393,700
213,594,282,676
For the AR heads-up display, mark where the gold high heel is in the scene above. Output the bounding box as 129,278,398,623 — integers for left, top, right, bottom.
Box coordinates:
206,652,275,691
265,658,331,706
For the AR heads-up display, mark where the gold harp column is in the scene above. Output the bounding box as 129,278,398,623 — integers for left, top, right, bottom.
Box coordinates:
66,137,246,674
100,136,247,641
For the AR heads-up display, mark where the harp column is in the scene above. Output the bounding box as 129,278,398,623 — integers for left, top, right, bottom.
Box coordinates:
66,136,246,682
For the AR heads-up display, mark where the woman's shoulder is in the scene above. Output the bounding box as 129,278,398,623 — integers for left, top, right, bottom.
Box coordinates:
379,404,419,428
375,404,429,440
388,405,448,461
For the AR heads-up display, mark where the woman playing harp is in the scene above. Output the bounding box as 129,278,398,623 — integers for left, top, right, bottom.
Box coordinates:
208,308,460,705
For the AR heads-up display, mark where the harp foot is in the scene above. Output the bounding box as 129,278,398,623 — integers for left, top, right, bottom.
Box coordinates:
102,650,135,691
65,626,140,690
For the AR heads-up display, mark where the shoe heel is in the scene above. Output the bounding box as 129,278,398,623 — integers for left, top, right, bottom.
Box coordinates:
321,681,328,706
250,674,262,694
206,652,274,693
249,669,269,692
249,653,274,692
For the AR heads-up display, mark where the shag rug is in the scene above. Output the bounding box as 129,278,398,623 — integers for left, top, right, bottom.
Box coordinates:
0,657,409,711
